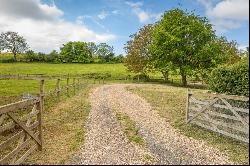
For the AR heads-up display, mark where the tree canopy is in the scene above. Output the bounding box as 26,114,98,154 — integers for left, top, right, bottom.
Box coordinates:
124,24,154,75
60,41,92,63
151,9,220,86
0,31,28,61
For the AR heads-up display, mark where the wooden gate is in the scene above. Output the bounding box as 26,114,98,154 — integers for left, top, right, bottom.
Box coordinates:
186,90,249,143
0,98,42,165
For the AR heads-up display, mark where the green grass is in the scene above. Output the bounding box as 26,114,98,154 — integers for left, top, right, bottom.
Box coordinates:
0,63,160,97
0,63,129,78
115,112,144,146
128,84,249,165
24,84,95,164
0,63,205,98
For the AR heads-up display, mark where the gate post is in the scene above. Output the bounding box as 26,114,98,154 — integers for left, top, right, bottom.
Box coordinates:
73,78,76,95
186,89,192,123
57,79,60,100
67,77,69,97
38,79,44,150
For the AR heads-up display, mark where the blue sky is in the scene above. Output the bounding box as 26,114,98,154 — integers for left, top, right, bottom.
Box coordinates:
0,0,248,54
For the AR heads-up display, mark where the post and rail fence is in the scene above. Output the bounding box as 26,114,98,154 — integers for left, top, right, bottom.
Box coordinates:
186,89,249,143
0,75,101,165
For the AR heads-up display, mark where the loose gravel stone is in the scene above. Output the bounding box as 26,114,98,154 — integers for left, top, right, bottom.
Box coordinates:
68,84,233,165
67,86,155,165
105,84,233,165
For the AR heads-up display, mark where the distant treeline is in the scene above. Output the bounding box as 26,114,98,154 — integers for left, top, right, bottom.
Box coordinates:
0,40,124,64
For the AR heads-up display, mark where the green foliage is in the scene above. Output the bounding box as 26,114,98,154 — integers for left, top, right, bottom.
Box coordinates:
208,59,249,96
60,41,93,63
124,24,154,74
0,31,28,61
151,8,217,86
96,43,115,63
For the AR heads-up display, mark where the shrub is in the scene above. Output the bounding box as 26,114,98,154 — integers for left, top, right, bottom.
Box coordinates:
132,74,150,81
208,58,249,96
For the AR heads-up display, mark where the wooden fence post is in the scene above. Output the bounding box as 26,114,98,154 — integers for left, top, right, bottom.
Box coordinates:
56,79,60,100
73,78,76,95
186,89,192,123
78,78,80,91
67,77,69,97
38,79,44,150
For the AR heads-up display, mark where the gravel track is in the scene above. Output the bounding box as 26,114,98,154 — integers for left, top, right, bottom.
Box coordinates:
68,84,233,165
67,86,154,165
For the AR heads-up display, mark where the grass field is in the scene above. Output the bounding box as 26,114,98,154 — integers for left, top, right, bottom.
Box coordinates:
24,84,95,164
0,63,131,78
0,63,172,97
128,84,249,165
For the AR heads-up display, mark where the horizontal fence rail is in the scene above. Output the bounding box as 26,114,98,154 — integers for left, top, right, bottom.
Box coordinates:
186,89,249,143
0,98,42,165
0,75,99,165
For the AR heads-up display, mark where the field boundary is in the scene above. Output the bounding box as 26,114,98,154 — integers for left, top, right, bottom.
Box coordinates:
186,89,249,143
0,75,90,164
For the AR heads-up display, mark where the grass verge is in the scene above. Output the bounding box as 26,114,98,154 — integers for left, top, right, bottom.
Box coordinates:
23,84,95,164
115,112,144,146
128,84,249,165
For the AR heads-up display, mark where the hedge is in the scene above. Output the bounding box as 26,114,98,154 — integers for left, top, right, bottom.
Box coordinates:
208,59,249,96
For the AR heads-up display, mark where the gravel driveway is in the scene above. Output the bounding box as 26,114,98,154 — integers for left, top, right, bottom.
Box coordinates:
68,84,233,165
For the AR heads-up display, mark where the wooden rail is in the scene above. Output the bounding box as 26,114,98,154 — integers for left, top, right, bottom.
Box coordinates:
186,89,249,143
0,75,94,165
0,99,42,165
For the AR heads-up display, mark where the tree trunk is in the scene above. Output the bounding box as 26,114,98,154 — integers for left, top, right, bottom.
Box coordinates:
162,71,169,82
180,68,187,86
13,53,17,62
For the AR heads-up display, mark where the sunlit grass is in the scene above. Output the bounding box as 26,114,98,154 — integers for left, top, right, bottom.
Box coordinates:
128,84,249,165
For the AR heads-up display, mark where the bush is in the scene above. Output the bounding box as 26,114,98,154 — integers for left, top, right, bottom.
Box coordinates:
133,74,150,81
208,58,249,96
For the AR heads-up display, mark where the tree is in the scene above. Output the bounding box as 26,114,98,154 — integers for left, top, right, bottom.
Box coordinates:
87,42,97,57
213,37,241,64
96,43,114,63
124,24,154,75
0,31,28,61
151,9,217,86
47,50,59,62
60,41,92,63
25,50,37,62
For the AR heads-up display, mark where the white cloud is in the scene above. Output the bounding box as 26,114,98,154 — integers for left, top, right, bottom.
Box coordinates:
125,1,143,8
198,0,249,33
98,11,109,20
76,16,84,24
112,10,119,14
125,1,162,23
208,0,249,21
238,45,249,52
0,0,63,21
0,0,116,53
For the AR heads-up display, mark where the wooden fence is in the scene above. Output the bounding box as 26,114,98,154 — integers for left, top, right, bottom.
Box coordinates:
0,76,90,164
186,89,249,143
0,98,42,165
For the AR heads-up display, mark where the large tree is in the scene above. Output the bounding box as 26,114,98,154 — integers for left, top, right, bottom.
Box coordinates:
124,24,154,75
0,31,28,61
96,43,114,63
151,9,217,86
60,41,92,63
87,42,98,57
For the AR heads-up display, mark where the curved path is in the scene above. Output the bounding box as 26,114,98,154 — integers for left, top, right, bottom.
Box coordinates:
68,84,232,165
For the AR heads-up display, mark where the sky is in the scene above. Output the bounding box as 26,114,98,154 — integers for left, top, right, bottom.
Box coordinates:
0,0,249,55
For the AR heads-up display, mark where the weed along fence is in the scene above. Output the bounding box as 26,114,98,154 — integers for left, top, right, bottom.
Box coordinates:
186,89,249,143
0,75,90,165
